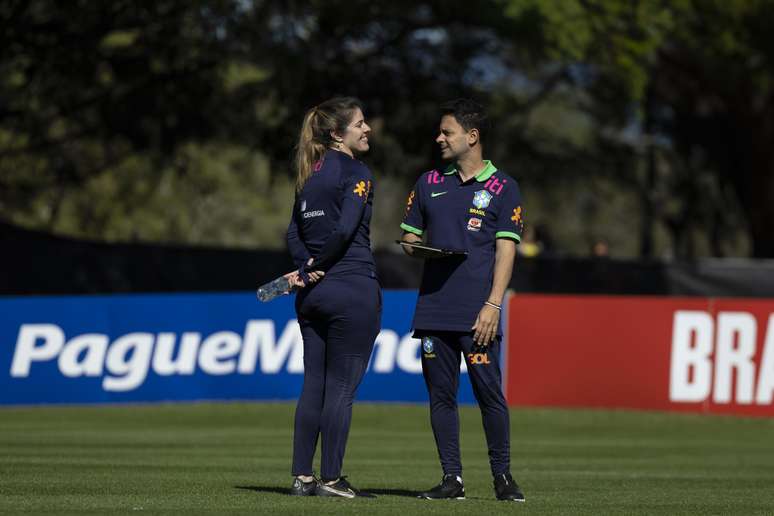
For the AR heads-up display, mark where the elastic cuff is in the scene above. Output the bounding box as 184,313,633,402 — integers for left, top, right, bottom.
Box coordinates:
400,222,424,236
495,231,521,242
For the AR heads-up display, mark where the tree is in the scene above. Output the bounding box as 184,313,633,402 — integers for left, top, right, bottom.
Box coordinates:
501,0,774,257
0,1,245,238
3,0,562,248
4,0,772,258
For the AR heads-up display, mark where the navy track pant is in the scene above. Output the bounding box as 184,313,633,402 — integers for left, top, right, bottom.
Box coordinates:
419,331,511,477
291,274,381,480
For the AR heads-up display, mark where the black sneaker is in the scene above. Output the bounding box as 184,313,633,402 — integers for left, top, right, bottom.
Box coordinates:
418,474,465,500
493,473,525,502
289,476,317,496
316,476,357,498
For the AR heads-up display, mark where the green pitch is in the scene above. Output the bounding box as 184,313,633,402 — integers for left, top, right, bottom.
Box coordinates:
1,402,773,515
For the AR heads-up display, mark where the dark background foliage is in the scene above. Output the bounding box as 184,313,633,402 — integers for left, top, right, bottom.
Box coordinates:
2,0,773,259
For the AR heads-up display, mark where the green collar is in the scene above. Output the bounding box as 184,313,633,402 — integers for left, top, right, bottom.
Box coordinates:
443,160,497,182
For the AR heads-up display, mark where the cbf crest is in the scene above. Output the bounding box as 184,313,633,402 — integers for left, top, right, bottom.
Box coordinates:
422,337,435,358
472,190,493,209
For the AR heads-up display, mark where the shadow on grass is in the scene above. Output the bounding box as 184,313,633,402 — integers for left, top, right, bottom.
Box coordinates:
234,485,421,498
360,488,421,498
235,485,290,496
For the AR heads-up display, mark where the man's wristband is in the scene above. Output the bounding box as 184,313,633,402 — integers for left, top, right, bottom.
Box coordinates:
484,301,501,311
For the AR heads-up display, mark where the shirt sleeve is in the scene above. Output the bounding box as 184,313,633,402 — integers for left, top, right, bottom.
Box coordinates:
495,180,523,243
307,166,372,272
286,196,312,269
400,176,425,236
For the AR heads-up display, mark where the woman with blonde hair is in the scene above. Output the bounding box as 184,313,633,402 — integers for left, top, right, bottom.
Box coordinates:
285,97,381,498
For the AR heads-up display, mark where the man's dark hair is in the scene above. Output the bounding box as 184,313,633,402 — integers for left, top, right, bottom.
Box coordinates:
440,98,490,141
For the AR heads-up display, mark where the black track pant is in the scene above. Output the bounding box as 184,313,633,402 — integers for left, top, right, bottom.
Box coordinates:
291,274,381,480
419,331,510,477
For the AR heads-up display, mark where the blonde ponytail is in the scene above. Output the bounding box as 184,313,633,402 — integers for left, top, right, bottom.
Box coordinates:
294,109,327,192
293,97,364,192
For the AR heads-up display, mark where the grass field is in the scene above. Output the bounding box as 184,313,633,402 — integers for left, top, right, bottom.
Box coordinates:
1,402,773,515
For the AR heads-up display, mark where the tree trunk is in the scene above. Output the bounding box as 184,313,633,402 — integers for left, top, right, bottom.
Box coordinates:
729,105,774,258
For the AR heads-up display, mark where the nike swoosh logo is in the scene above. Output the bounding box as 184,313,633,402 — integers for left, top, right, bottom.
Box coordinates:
431,191,448,198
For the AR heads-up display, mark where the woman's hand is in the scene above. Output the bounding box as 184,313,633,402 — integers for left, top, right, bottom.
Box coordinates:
284,270,305,289
305,258,325,284
285,260,325,290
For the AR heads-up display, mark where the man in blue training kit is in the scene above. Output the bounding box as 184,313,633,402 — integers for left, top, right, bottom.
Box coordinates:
400,99,525,502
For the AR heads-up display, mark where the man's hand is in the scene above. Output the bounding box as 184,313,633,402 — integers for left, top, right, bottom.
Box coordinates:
400,232,422,257
472,304,500,346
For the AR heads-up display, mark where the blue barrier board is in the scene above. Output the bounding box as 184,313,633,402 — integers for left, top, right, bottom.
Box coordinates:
0,291,477,405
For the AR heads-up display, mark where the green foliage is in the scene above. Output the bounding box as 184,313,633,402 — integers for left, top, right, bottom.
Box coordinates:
501,0,674,101
499,0,774,257
2,0,774,257
46,143,294,247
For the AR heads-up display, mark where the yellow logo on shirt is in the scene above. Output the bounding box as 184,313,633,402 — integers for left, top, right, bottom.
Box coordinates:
353,181,367,197
511,206,522,224
404,190,415,215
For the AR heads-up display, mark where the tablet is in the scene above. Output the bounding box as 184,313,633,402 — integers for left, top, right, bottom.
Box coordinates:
395,240,468,259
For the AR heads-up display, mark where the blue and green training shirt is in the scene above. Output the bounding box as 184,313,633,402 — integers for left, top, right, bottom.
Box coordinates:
401,161,523,333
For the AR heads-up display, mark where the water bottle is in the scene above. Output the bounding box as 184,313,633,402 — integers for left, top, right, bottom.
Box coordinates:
256,275,292,302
